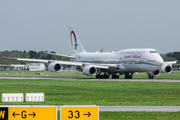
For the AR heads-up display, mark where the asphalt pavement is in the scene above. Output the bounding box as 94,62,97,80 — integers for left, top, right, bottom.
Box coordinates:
0,77,180,82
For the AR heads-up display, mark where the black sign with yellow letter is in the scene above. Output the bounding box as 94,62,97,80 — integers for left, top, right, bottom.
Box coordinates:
0,107,8,120
0,107,56,120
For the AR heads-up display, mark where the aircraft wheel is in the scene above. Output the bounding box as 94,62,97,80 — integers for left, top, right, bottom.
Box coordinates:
148,75,154,79
102,75,105,78
125,75,132,79
112,74,119,79
96,75,110,79
105,75,108,79
96,75,100,79
116,75,119,79
125,75,128,79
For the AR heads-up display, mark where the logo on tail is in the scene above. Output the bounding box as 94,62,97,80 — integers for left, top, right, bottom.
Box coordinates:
69,25,86,53
71,31,78,51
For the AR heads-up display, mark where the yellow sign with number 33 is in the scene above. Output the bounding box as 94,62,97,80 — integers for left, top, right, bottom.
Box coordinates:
60,106,99,120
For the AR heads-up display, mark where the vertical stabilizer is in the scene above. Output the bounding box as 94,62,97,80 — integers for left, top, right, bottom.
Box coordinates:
69,25,86,53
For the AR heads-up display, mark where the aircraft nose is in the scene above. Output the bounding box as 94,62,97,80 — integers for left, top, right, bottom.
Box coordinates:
157,56,164,66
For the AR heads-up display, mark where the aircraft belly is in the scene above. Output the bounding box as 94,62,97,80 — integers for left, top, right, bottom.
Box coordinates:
103,69,123,72
123,64,141,72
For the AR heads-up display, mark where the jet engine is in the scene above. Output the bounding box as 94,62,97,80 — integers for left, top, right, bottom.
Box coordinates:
161,64,172,74
48,63,62,72
147,62,173,77
147,69,160,77
153,69,161,77
83,66,97,76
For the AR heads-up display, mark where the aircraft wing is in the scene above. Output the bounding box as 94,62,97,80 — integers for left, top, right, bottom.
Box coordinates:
3,56,112,70
82,63,109,69
3,56,110,69
164,60,177,65
3,57,50,63
43,52,76,59
3,56,83,65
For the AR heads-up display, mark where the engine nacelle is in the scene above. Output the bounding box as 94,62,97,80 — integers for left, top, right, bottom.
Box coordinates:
153,69,161,77
147,69,160,77
83,66,97,76
48,63,62,72
161,65,172,74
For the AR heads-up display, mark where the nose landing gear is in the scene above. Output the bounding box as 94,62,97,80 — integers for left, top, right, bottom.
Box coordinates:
147,72,154,79
148,74,154,79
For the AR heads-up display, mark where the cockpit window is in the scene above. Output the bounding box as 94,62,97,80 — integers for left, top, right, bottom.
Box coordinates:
150,51,157,53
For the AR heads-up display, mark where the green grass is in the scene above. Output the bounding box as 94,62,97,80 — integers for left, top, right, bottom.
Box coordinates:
0,79,180,106
1,78,180,119
99,112,180,120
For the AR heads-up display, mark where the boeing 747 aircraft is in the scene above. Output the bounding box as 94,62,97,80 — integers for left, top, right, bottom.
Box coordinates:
4,26,177,79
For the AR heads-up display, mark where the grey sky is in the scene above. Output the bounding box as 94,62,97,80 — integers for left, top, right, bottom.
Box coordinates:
0,0,180,54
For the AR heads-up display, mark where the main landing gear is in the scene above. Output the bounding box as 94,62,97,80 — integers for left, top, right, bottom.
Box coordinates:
111,74,119,79
96,72,119,79
96,72,110,79
96,74,110,79
124,72,133,79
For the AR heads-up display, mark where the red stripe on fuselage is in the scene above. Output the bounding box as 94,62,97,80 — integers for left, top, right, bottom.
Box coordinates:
81,62,161,66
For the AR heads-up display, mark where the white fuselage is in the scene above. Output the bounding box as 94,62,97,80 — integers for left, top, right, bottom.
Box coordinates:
70,48,164,73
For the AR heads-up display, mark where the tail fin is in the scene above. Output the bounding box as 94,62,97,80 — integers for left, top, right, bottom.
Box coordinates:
69,25,86,53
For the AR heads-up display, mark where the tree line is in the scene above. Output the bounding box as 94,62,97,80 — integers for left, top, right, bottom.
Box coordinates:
0,50,71,64
160,52,180,64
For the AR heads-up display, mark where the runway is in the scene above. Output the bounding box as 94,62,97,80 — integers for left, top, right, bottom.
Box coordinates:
0,77,180,82
99,106,180,112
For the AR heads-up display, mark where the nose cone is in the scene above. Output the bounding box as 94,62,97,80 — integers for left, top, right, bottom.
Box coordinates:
157,55,164,66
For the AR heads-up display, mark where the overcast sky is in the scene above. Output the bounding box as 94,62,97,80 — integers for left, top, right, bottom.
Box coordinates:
0,0,180,54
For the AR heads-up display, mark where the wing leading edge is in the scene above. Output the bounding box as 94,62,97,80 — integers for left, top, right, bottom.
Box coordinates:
43,52,76,59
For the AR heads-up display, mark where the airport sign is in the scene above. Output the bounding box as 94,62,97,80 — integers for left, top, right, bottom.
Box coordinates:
61,106,99,120
0,107,56,120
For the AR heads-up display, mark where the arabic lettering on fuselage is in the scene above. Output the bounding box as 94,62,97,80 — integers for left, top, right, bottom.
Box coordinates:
124,54,141,58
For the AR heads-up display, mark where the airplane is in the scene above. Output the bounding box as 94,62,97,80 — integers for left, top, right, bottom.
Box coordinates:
4,26,177,79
